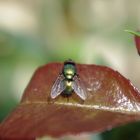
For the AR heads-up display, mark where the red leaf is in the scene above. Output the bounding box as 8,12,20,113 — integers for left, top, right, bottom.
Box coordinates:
135,35,140,55
0,63,140,139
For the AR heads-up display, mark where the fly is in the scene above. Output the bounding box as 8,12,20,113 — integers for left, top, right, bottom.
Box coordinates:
50,59,87,100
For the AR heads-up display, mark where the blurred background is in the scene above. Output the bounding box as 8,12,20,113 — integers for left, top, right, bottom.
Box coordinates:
0,0,140,140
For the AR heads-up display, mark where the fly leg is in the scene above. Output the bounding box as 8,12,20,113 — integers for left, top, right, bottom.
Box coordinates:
47,96,55,104
80,99,84,104
67,97,69,102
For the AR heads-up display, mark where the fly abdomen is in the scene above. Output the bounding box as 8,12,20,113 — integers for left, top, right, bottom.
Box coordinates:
61,80,73,97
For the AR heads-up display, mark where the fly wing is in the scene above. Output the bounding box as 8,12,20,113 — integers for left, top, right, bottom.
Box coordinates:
72,75,87,100
51,74,65,99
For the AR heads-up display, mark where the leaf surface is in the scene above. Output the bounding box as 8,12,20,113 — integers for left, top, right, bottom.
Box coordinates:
0,63,140,139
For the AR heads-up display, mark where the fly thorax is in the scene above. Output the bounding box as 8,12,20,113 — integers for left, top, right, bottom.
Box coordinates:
66,81,72,87
63,64,76,80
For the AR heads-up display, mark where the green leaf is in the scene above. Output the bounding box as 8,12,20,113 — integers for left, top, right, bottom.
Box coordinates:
124,30,140,37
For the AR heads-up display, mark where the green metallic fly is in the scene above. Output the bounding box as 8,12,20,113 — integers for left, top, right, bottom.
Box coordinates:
51,60,87,100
